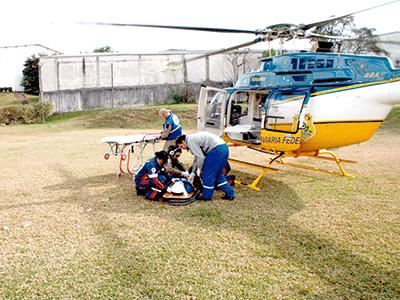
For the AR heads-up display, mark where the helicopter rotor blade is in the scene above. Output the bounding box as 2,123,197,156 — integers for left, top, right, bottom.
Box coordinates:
78,21,257,34
308,32,400,45
182,38,264,64
300,0,400,31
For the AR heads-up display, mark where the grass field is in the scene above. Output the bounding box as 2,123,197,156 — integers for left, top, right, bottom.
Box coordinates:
0,106,399,299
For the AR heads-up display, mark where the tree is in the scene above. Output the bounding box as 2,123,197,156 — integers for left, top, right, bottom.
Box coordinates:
224,50,249,82
344,27,388,55
93,46,112,53
222,49,261,82
21,55,39,95
313,16,387,55
261,49,279,58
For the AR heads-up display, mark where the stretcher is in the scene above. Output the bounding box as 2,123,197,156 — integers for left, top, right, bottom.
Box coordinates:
101,133,161,177
162,179,198,206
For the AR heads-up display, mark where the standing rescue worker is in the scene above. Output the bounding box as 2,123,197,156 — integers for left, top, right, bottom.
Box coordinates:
134,150,172,200
159,108,182,151
176,132,235,201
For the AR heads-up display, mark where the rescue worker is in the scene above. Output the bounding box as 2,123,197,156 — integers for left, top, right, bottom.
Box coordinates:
176,132,235,201
159,108,182,151
134,150,172,200
166,145,190,179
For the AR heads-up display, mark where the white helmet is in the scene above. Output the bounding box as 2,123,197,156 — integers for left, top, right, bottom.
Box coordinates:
170,181,189,197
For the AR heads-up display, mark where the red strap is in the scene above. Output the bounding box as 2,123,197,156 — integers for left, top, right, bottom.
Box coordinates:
152,177,165,190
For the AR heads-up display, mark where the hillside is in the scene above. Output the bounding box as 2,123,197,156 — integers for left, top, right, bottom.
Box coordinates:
45,104,198,130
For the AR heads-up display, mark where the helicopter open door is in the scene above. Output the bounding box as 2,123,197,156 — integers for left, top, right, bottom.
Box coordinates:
262,89,310,152
198,86,228,136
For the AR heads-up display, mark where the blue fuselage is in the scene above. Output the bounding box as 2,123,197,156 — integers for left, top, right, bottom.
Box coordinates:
233,52,400,94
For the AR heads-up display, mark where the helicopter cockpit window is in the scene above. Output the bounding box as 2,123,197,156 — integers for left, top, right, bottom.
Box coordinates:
205,91,224,129
264,90,309,133
235,74,251,87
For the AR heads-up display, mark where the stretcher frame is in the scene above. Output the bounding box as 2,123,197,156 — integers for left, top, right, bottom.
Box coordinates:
101,133,161,177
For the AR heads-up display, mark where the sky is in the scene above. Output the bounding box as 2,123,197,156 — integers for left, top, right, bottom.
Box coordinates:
1,0,399,55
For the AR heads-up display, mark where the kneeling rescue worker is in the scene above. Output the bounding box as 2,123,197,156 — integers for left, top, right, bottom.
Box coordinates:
134,150,172,200
176,132,235,201
165,145,190,179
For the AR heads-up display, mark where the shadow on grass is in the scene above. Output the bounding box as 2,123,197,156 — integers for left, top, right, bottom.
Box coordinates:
44,167,398,298
0,171,121,211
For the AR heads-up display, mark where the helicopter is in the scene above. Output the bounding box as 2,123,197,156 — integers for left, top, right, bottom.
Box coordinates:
84,1,400,191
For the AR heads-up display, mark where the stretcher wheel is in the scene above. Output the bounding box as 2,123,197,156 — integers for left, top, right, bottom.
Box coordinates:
121,153,127,161
117,172,122,178
104,153,110,160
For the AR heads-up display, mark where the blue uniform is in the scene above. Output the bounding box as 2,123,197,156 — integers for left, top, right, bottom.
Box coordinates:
185,132,235,200
163,113,182,141
202,144,235,200
134,157,171,200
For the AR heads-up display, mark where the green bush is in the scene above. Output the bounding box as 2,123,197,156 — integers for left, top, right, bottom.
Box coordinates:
170,86,195,104
0,103,52,125
171,93,183,104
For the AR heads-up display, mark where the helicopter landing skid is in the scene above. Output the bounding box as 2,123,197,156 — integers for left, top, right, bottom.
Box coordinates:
229,147,356,191
228,158,279,192
271,150,356,179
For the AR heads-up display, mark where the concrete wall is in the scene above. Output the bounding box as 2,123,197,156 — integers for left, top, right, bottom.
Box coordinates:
41,82,231,113
40,50,263,113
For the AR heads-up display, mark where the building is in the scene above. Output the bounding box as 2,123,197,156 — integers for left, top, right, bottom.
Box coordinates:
39,49,264,113
0,44,59,91
378,32,400,67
